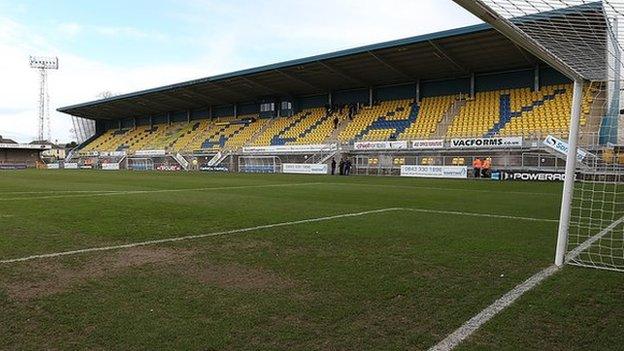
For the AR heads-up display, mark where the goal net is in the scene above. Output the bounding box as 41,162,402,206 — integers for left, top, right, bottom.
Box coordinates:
453,0,624,271
238,156,281,173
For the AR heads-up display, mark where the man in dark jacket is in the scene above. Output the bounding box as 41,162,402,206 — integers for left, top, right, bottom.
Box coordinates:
339,159,345,175
331,158,337,175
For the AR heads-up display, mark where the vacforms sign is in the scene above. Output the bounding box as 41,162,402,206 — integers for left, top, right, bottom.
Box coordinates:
400,165,468,179
450,137,523,149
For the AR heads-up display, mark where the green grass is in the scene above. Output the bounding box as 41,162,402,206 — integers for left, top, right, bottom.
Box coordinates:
0,170,622,350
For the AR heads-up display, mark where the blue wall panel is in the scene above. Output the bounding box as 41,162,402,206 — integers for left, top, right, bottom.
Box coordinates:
190,108,209,120
421,78,470,97
121,118,134,129
333,89,368,105
476,70,533,92
152,114,167,125
238,103,258,115
214,105,234,118
540,66,572,86
376,84,415,102
136,116,150,126
171,111,187,123
298,95,327,109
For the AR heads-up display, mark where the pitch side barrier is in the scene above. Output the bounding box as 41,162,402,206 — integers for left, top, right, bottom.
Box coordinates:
61,135,591,176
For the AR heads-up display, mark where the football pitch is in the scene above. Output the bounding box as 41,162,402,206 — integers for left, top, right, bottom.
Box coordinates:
0,170,622,350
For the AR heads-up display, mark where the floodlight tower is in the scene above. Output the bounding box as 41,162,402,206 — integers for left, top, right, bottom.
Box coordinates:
29,56,59,142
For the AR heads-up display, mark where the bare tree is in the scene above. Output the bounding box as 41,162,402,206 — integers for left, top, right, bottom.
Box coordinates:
97,91,116,99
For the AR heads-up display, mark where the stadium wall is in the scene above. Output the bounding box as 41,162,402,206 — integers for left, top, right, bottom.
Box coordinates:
475,69,534,92
421,77,471,97
333,88,369,105
171,110,187,123
298,94,328,110
376,83,417,102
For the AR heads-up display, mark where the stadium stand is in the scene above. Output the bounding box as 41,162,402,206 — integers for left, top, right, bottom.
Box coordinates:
0,136,49,169
338,99,417,143
446,84,594,139
498,84,597,139
446,89,506,138
400,95,460,139
275,108,332,145
59,16,610,173
75,83,602,156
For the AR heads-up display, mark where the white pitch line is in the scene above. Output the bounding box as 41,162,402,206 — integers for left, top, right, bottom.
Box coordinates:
0,189,122,195
403,208,558,223
0,208,404,264
566,215,624,263
428,215,623,351
428,264,560,351
329,182,560,197
0,182,324,201
0,206,555,265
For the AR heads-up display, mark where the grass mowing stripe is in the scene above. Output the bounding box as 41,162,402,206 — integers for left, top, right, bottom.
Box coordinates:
429,215,624,351
331,182,560,196
0,182,325,201
0,208,404,264
0,207,556,265
403,208,558,223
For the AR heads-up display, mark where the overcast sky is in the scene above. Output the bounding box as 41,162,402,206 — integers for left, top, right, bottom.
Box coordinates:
0,0,480,143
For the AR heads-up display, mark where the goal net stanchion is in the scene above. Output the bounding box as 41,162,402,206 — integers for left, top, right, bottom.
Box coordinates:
453,0,624,271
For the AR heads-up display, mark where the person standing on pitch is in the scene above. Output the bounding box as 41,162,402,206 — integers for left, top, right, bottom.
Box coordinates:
339,159,345,176
472,157,482,178
331,158,337,175
481,157,491,178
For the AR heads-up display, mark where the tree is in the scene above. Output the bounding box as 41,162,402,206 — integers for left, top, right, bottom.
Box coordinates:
97,91,116,99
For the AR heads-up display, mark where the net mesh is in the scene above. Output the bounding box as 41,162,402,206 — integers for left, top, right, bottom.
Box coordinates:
455,0,624,271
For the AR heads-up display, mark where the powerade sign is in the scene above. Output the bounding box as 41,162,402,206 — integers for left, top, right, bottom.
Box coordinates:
543,135,587,162
492,170,567,182
450,137,523,149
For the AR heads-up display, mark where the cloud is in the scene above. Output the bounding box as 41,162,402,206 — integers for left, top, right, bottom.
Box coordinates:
0,18,237,143
57,22,82,37
0,0,480,143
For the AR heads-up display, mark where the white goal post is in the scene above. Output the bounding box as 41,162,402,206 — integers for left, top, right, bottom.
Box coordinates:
453,0,624,271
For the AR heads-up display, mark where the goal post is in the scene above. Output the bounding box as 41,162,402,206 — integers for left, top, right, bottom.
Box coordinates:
555,79,584,266
453,0,624,271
